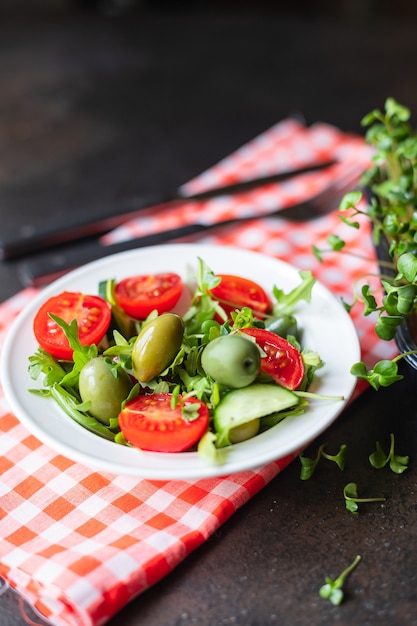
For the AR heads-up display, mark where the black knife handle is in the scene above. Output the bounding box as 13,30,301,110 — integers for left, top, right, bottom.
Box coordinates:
0,192,172,261
2,160,335,261
17,222,212,287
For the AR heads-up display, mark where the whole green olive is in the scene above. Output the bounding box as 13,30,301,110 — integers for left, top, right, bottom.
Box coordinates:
229,418,260,443
201,333,260,388
265,314,298,339
79,357,133,425
132,313,184,382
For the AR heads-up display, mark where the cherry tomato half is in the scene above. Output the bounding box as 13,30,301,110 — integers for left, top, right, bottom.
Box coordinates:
118,393,210,453
210,274,272,318
241,327,304,390
114,272,183,319
33,291,112,361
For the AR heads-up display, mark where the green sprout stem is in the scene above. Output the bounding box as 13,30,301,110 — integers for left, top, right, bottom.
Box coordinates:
314,99,417,391
343,482,385,514
319,555,362,605
299,443,346,480
392,350,417,363
369,433,409,473
295,391,345,402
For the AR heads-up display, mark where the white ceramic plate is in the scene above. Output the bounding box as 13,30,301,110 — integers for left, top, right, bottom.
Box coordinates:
1,244,360,480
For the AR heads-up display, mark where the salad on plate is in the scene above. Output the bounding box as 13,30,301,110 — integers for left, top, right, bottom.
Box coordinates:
27,257,333,465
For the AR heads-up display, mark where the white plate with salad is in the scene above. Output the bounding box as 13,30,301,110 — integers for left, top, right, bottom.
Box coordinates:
1,243,360,480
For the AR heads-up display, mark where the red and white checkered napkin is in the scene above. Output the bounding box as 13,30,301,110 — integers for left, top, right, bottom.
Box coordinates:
0,119,399,626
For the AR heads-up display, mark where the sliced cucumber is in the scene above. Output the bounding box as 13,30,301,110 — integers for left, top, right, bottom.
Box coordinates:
213,383,299,447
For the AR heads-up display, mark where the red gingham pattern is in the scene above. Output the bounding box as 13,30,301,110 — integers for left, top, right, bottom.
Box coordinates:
0,120,398,625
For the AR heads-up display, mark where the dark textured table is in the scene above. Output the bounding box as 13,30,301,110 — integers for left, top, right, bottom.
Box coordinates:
1,6,417,625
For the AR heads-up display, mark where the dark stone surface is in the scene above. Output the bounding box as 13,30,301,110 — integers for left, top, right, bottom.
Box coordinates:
1,8,417,299
1,7,417,626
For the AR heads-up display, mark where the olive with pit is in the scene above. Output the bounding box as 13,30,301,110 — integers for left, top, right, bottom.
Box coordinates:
201,333,260,388
132,313,184,382
79,356,133,425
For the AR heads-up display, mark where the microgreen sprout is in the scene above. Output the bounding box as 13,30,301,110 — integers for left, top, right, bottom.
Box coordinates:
369,433,409,473
299,443,347,480
313,98,417,389
343,482,385,514
350,358,404,390
319,555,362,605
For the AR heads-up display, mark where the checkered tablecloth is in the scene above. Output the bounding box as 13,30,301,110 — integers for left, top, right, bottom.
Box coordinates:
0,119,399,626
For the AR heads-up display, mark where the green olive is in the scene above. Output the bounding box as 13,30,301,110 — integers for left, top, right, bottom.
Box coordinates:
201,334,260,388
132,313,184,382
79,357,132,425
229,418,261,443
265,314,298,339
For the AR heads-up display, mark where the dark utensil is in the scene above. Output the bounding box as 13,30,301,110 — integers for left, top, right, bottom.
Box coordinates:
0,161,334,260
17,168,359,288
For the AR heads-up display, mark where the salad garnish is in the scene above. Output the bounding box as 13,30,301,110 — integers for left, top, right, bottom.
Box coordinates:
299,443,347,480
319,555,362,606
343,482,386,515
369,432,409,473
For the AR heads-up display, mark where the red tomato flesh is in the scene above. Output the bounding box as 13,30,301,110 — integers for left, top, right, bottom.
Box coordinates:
33,291,112,361
241,327,304,390
118,393,210,453
115,272,183,319
210,274,272,318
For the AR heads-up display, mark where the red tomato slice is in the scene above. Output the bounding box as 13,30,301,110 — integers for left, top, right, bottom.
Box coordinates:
33,291,112,361
241,327,304,390
114,272,183,319
210,274,272,317
118,393,210,453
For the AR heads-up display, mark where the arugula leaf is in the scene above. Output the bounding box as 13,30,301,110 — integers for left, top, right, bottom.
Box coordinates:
299,349,324,391
50,384,118,441
181,402,203,422
103,330,135,372
271,270,316,317
49,314,96,362
182,258,226,335
260,402,307,431
28,348,68,387
47,314,98,388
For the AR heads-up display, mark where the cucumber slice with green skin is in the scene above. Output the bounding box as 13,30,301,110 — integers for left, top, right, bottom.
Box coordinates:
213,383,299,447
